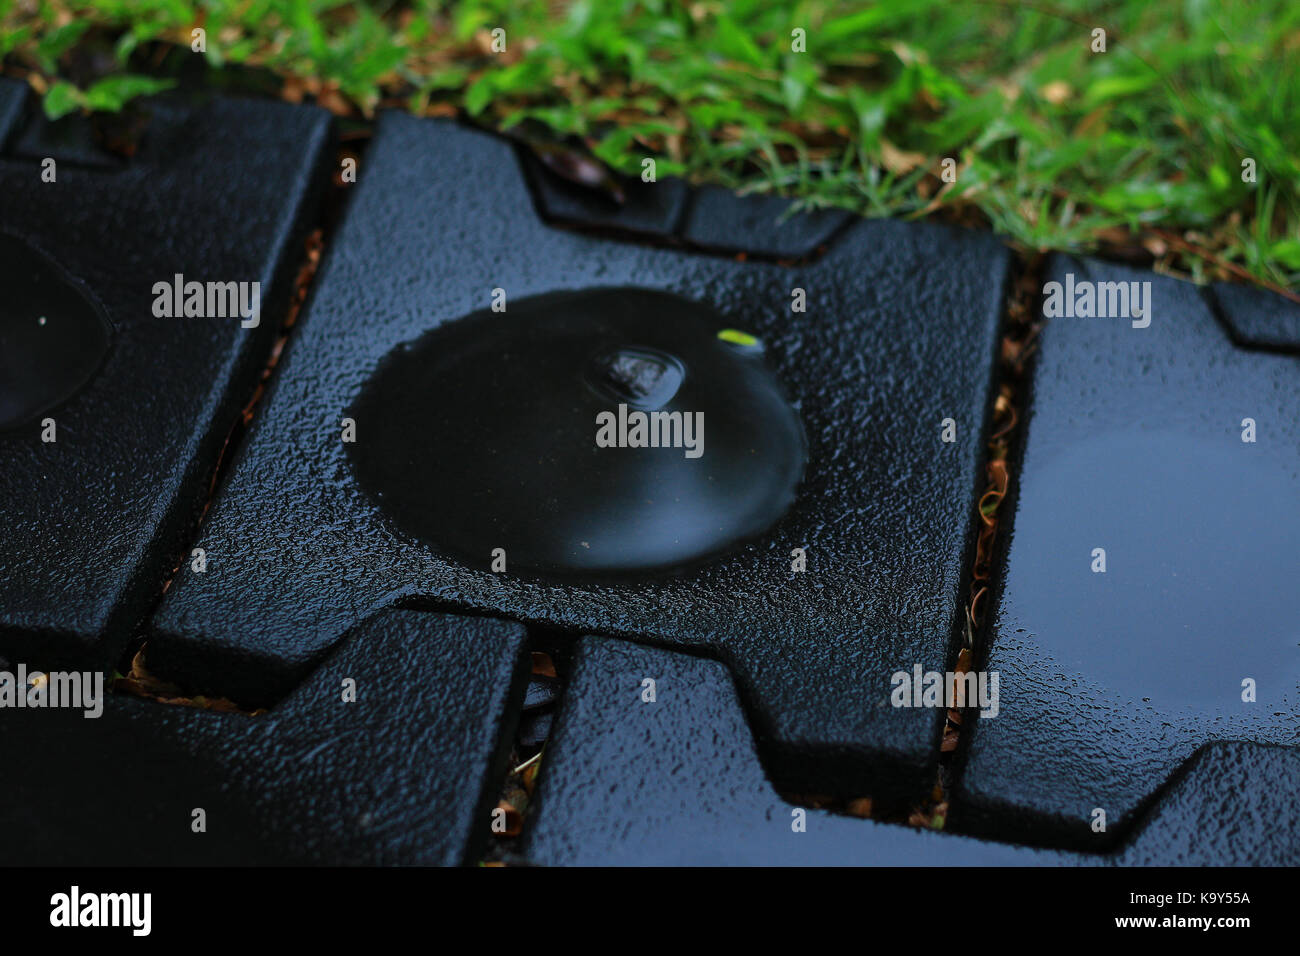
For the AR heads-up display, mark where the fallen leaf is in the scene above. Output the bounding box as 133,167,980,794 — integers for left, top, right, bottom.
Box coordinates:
879,138,927,176
845,797,873,818
1041,80,1071,104
531,651,556,678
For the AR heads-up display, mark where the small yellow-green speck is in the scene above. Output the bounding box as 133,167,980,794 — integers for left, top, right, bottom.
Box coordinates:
717,328,759,347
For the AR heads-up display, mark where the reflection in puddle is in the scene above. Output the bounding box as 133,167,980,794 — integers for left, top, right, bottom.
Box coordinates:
1006,431,1298,713
347,288,806,575
0,233,112,431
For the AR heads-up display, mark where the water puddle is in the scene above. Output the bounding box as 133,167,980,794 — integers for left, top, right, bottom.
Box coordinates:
1007,430,1299,713
347,288,806,575
0,233,112,431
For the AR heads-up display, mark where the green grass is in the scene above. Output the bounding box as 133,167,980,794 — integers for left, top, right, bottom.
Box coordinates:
2,0,1297,290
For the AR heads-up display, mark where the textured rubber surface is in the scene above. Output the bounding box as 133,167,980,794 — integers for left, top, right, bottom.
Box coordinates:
520,150,850,258
521,637,1298,865
0,77,26,146
522,637,1048,866
953,256,1299,848
3,88,1290,864
0,610,529,865
150,110,1010,802
0,94,332,674
680,184,853,258
520,149,689,238
1210,280,1300,351
1116,742,1300,866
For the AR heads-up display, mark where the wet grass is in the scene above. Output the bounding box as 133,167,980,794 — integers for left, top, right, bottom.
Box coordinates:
2,0,1297,290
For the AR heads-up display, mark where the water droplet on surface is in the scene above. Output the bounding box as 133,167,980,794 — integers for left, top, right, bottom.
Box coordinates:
0,233,112,431
348,288,806,575
586,346,684,409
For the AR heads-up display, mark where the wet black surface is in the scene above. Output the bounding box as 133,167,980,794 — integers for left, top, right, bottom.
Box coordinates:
1003,430,1296,712
519,151,851,260
3,75,1293,864
521,674,560,712
523,636,1047,865
0,78,26,146
952,256,1300,848
681,185,853,259
10,108,130,169
522,636,1296,865
0,610,530,865
0,231,113,430
348,288,805,574
0,94,331,673
1210,280,1300,351
1114,741,1300,866
520,149,688,239
150,111,1010,802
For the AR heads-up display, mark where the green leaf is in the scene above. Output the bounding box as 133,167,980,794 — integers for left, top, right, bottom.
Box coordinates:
464,75,495,116
781,55,818,115
1268,239,1300,270
43,81,83,121
34,20,90,72
1,24,33,58
846,87,887,149
1083,73,1158,106
819,7,893,43
80,75,175,113
713,15,766,68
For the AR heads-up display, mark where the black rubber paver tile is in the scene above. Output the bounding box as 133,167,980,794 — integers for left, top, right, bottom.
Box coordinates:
521,638,1295,865
520,149,688,237
0,609,529,865
1114,742,1300,866
952,255,1299,849
1210,280,1300,351
0,77,26,146
680,184,853,258
150,111,1010,802
10,107,137,169
0,95,331,673
521,636,1050,866
519,152,846,258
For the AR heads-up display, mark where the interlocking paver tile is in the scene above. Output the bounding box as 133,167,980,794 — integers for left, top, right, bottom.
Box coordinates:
0,94,331,673
1210,280,1300,351
519,151,848,258
150,111,1010,802
0,610,529,865
521,636,1047,865
680,184,853,258
521,638,1295,865
952,255,1299,848
0,78,25,145
520,149,688,237
1115,742,1300,866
